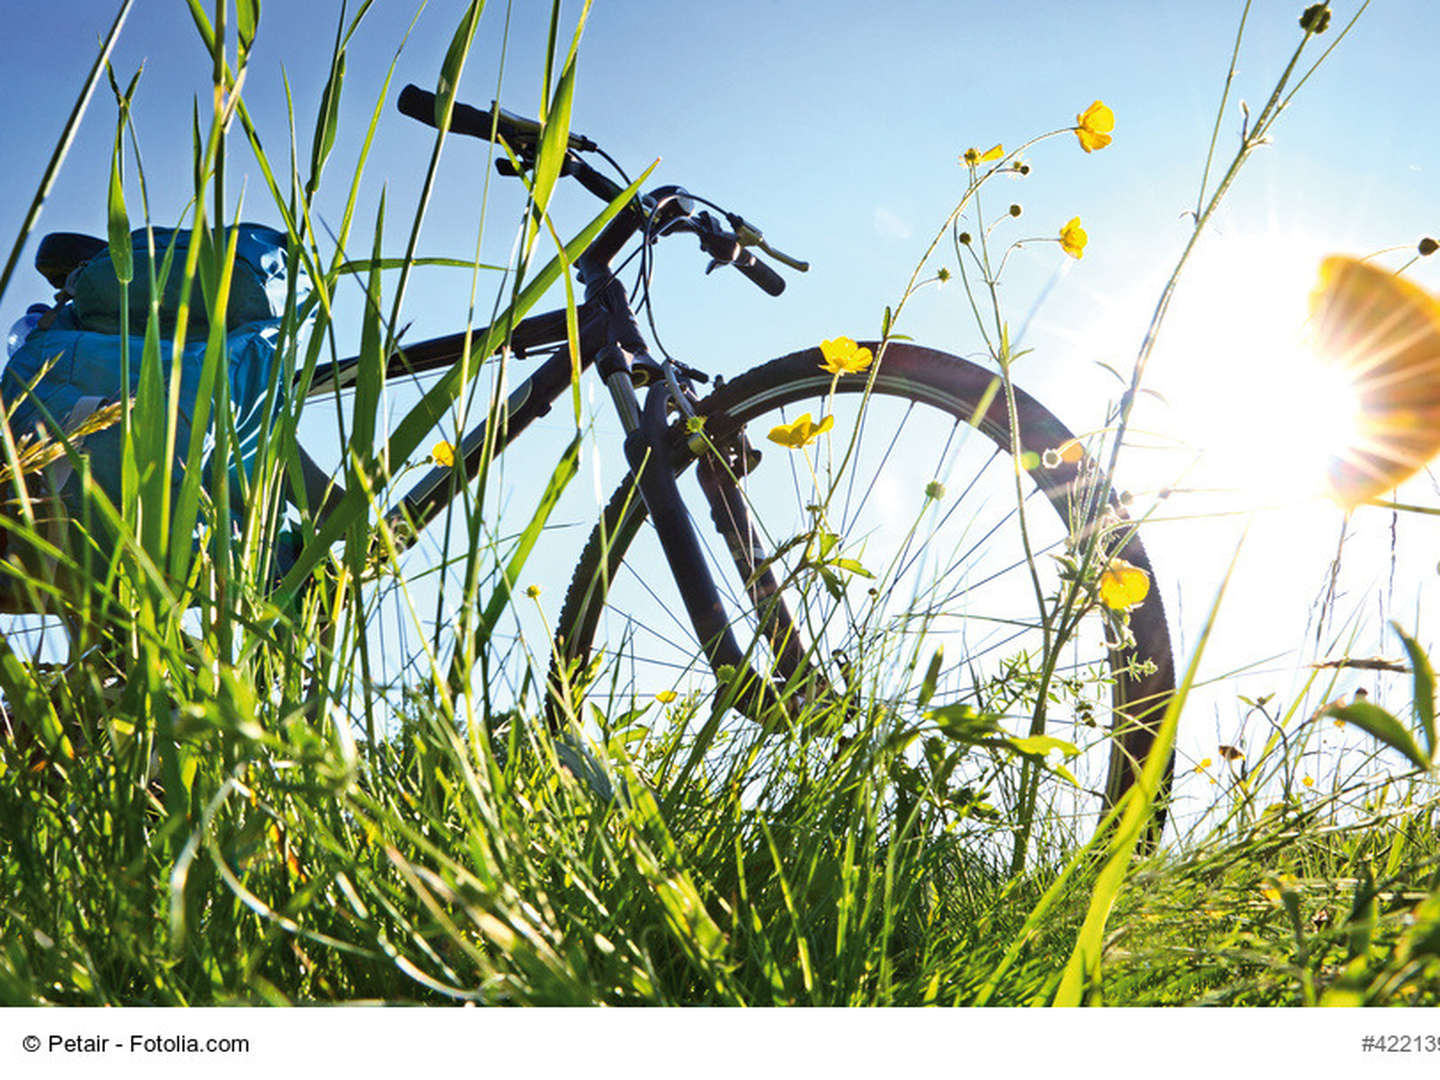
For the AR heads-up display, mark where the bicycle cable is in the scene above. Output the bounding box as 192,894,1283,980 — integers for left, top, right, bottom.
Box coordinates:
632,188,739,352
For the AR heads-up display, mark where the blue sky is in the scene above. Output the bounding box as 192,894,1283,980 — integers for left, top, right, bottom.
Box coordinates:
4,1,1440,803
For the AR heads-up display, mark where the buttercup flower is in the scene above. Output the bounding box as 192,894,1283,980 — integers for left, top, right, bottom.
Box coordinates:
1308,255,1440,507
525,584,542,599
819,337,874,375
1059,217,1088,259
962,144,1004,167
1074,101,1114,153
431,441,456,468
1098,557,1150,611
655,690,678,704
767,412,835,450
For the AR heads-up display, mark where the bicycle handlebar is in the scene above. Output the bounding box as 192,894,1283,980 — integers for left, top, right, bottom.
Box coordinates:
397,83,597,152
396,83,798,297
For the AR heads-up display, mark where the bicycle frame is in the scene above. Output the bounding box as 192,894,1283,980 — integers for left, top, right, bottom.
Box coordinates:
306,194,760,680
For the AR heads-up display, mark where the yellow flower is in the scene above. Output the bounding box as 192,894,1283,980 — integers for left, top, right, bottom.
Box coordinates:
1260,874,1297,904
1074,101,1114,153
962,144,1004,167
655,690,678,704
767,412,835,450
1308,255,1440,508
1059,217,1088,260
1042,438,1085,469
525,584,542,599
819,337,874,375
1303,775,1315,787
431,440,456,468
1098,557,1150,611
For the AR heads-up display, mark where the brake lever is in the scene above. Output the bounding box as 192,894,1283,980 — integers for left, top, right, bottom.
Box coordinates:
725,212,810,273
694,211,740,275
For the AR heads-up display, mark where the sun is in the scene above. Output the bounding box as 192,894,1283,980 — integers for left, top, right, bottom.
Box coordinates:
1212,327,1363,502
1149,229,1365,507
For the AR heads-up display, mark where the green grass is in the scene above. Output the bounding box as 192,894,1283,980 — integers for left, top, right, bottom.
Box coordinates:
4,663,1438,1005
4,0,1440,1006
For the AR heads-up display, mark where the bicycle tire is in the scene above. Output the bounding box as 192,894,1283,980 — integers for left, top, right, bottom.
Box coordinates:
555,342,1176,831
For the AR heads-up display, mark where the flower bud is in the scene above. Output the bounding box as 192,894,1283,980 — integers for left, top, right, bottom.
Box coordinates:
958,231,972,245
1009,204,1022,218
1299,3,1331,33
936,266,952,282
1420,237,1438,257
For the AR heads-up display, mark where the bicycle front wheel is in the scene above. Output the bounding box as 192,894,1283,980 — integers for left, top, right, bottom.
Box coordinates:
557,342,1175,826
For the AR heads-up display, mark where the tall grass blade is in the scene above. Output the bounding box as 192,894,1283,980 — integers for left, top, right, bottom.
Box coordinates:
307,23,346,195
1322,699,1430,774
183,0,216,58
436,1,485,112
525,2,590,255
235,0,260,55
0,0,133,308
1394,622,1436,761
1052,534,1247,1005
348,200,388,468
107,68,139,521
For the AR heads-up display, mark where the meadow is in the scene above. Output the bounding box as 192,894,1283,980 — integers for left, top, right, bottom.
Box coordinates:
2,0,1439,1007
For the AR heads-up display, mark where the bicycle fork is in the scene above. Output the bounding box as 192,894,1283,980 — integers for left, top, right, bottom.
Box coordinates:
610,363,746,675
602,357,825,725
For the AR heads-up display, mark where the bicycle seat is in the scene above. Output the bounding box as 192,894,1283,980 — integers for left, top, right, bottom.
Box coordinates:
35,232,107,289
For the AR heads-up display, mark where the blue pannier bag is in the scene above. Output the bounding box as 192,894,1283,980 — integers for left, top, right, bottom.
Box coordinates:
1,223,303,528
68,223,295,335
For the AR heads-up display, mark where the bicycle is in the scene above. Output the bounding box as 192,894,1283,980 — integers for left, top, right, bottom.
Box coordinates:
32,84,1178,833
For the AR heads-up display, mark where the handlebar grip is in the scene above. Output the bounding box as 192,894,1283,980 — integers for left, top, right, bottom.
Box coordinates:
398,83,598,153
733,249,786,297
396,84,435,125
398,83,504,141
